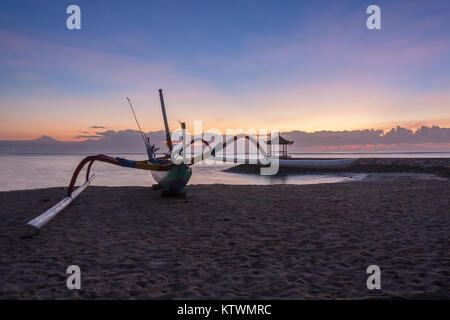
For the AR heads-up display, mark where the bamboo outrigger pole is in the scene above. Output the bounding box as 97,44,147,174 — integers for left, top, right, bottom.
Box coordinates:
158,89,173,151
27,174,96,230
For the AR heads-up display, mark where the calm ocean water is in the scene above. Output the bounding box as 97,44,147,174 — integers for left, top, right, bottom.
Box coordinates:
0,152,449,191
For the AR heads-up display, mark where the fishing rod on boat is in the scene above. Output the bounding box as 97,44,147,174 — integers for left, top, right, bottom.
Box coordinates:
126,97,148,146
126,97,153,159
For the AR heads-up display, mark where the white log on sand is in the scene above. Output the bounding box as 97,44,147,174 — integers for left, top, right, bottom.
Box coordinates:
27,174,96,229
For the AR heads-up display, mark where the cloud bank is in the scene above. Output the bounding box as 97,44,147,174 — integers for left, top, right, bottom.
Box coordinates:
0,126,449,154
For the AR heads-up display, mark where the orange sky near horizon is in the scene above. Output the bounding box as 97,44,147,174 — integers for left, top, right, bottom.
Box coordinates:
2,2,450,142
1,78,450,141
2,116,449,142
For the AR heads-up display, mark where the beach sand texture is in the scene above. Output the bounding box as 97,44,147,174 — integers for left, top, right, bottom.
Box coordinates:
0,178,449,299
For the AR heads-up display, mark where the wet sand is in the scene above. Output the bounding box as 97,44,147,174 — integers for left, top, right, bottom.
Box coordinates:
0,177,449,299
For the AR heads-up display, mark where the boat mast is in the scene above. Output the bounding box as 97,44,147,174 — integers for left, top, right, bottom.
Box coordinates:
158,89,173,151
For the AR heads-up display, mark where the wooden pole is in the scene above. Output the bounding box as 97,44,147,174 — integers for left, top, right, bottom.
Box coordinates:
158,89,173,151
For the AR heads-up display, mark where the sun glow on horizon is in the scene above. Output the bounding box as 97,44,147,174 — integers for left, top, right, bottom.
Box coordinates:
1,2,450,143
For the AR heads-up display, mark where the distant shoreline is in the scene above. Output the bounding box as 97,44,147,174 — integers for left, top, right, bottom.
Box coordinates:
224,158,450,178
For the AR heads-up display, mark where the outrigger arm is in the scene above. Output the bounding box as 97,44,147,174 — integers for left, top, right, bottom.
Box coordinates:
27,154,176,230
65,154,173,195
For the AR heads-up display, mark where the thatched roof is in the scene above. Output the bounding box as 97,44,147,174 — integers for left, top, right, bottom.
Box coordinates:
267,134,293,145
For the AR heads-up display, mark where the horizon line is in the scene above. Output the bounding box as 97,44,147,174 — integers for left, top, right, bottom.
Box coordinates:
2,124,449,142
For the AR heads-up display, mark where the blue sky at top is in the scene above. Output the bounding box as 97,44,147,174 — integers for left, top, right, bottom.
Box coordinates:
0,0,449,139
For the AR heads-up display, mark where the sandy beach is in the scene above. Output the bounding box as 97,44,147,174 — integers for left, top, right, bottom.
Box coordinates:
0,173,449,299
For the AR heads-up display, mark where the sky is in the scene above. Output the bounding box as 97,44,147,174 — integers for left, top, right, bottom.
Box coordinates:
0,0,449,141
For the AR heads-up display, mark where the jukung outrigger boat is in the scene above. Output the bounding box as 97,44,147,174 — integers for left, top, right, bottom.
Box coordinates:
27,89,359,230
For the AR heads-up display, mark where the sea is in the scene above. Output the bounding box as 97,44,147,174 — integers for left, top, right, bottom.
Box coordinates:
0,152,449,191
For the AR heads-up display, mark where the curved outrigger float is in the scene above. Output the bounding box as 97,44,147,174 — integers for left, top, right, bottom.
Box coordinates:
27,89,359,230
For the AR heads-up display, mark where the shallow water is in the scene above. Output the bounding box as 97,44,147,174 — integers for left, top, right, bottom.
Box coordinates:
0,154,370,191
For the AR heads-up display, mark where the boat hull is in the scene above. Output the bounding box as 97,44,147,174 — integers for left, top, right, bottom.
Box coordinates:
151,164,192,192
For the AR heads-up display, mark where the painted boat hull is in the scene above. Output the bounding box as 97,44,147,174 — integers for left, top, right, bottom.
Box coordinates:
151,164,192,192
